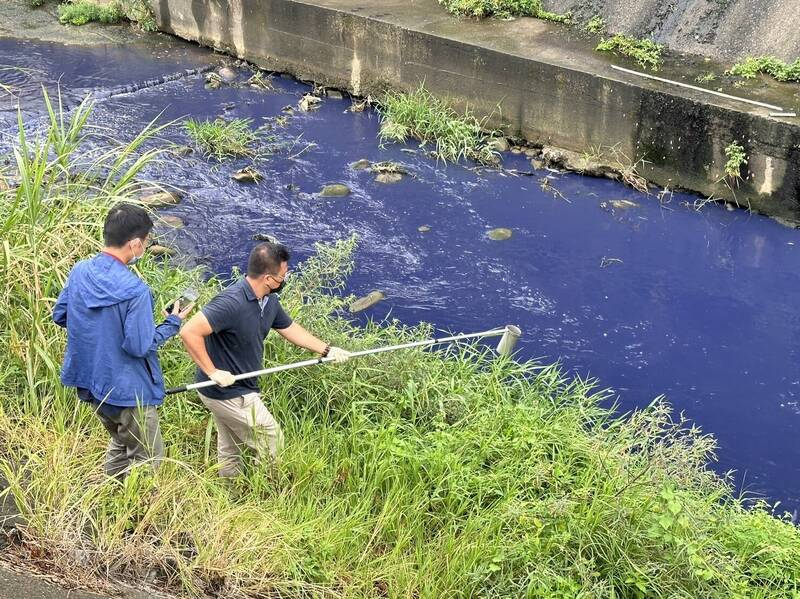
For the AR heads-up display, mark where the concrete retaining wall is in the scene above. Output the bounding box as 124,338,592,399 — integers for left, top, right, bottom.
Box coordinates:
151,0,800,220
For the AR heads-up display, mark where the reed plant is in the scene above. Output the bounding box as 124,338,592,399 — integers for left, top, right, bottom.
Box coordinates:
378,86,499,165
1,92,799,598
183,117,258,161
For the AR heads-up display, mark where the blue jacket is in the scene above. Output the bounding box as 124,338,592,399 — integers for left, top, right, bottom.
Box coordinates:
53,253,181,407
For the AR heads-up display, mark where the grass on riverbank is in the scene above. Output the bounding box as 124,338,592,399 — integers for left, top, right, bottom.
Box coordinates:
184,117,259,161
58,0,123,26
726,56,800,83
378,86,499,165
437,0,570,22
596,34,664,71
2,94,800,597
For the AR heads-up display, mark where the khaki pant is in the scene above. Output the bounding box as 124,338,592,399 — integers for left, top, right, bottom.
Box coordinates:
95,405,163,478
199,392,284,478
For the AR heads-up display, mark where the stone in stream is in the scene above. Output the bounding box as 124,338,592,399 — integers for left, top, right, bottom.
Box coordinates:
160,215,184,228
138,191,182,208
319,183,351,197
298,94,322,112
170,145,193,157
217,66,238,83
350,159,371,170
376,172,403,184
327,90,345,99
252,233,280,243
148,244,176,257
487,137,511,153
418,225,432,233
487,227,513,241
349,290,385,313
231,166,263,184
610,199,639,210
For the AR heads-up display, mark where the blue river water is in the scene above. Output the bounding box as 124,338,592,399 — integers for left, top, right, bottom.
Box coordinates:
2,38,799,518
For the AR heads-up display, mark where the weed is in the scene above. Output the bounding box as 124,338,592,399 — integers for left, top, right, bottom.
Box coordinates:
183,117,258,161
437,0,570,23
726,56,800,83
247,70,274,90
58,1,124,26
584,15,605,34
596,34,664,71
378,86,498,164
723,141,747,182
1,91,800,598
695,72,717,83
120,0,157,32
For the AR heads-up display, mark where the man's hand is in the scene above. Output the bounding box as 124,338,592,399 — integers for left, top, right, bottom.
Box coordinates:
164,299,195,320
209,369,236,387
327,346,352,363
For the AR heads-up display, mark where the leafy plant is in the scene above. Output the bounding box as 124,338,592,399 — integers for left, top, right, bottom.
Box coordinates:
120,0,157,32
437,0,570,23
183,117,258,161
378,85,499,164
695,72,717,83
726,56,800,83
58,1,124,26
596,34,664,71
584,15,605,34
723,141,747,181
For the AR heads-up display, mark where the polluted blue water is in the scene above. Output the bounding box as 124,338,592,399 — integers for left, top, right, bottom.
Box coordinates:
3,38,800,518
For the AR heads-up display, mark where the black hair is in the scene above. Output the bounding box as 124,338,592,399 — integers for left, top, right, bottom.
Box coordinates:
247,242,291,277
103,203,153,247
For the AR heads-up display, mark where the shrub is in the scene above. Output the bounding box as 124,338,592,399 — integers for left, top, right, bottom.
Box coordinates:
596,34,664,71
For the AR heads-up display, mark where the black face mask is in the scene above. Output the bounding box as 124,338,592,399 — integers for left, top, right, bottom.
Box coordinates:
269,278,286,294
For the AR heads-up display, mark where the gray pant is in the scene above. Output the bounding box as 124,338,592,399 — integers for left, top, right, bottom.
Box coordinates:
94,405,163,478
199,392,284,478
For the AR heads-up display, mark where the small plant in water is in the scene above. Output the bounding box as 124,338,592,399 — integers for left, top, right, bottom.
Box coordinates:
378,85,499,164
723,141,747,183
584,15,605,34
184,117,258,160
726,56,800,83
596,34,664,71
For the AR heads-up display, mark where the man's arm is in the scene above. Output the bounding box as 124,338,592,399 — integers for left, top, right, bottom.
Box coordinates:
276,323,352,363
275,322,327,355
121,292,183,358
179,312,218,375
53,284,69,328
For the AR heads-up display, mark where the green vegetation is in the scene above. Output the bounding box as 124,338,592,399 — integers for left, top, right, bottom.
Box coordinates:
723,141,748,181
726,56,800,83
584,15,605,34
378,86,498,164
58,0,123,26
437,0,570,23
695,72,717,84
2,93,800,597
184,117,259,161
596,34,664,71
120,0,157,32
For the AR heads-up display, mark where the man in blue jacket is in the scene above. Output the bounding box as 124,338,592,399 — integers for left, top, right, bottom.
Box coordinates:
53,203,193,478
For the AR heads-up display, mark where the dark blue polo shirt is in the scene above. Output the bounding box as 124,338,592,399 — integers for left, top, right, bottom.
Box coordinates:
196,278,292,400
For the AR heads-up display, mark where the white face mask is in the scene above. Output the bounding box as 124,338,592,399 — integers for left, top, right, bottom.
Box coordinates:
129,238,145,265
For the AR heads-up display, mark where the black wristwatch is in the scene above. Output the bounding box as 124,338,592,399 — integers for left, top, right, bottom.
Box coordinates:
321,344,331,358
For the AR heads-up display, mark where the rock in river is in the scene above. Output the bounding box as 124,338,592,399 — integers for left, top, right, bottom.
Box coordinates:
320,183,351,197
138,191,182,208
350,159,371,170
148,244,176,257
376,172,403,184
487,227,513,241
350,290,385,313
217,66,238,82
418,225,432,233
160,215,184,228
231,166,263,184
610,199,638,210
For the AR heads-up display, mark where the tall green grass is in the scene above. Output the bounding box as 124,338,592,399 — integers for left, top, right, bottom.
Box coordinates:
1,93,800,597
378,86,499,165
726,56,800,83
183,117,259,161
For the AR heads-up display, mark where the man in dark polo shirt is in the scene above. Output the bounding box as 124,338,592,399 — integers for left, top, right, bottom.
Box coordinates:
180,241,351,478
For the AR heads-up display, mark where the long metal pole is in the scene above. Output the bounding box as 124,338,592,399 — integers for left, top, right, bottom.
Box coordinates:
166,326,512,395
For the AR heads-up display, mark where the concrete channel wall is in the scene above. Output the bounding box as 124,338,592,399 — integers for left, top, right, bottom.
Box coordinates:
151,0,800,220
